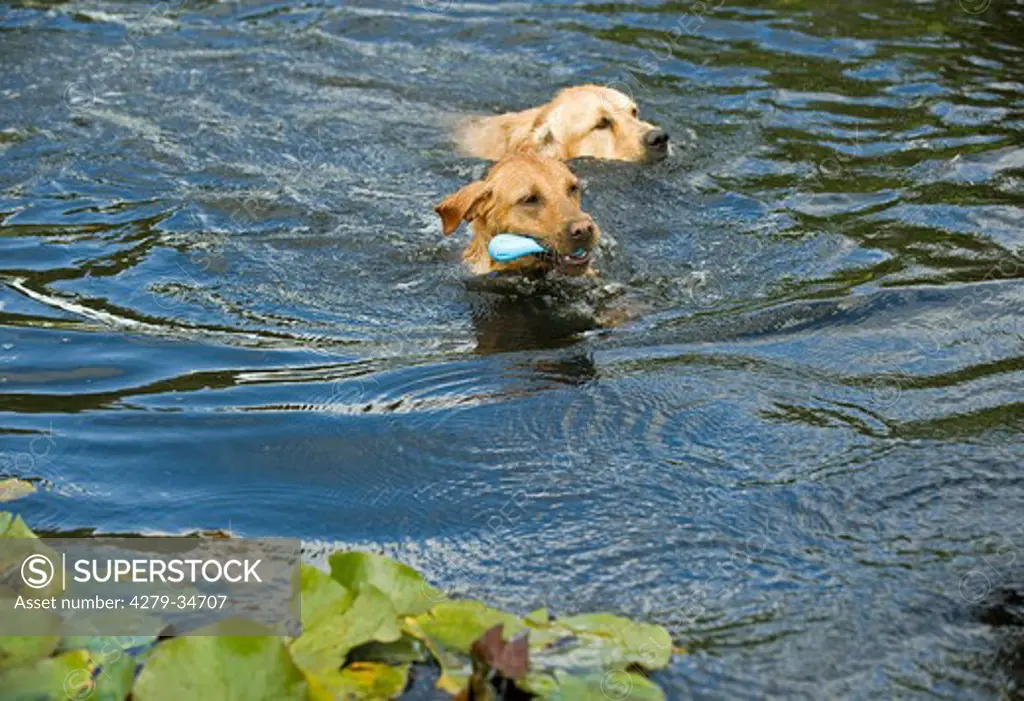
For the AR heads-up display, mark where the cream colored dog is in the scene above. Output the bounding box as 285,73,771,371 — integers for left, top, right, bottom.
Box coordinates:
455,85,670,162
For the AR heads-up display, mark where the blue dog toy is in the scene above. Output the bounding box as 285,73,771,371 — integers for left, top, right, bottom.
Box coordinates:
488,234,546,263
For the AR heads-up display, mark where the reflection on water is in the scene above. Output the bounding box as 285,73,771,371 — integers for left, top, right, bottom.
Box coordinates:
2,0,1023,697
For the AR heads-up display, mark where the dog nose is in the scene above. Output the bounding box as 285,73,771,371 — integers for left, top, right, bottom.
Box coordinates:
644,128,669,148
567,219,595,243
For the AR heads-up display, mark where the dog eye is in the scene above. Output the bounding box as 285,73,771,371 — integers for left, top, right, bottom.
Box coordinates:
519,193,541,206
594,117,613,130
630,107,639,118
568,183,580,196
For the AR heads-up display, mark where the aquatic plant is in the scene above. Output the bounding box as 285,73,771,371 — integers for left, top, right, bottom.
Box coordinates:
0,512,677,700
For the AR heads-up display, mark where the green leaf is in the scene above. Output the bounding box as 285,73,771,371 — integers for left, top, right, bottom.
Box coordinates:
0,514,61,600
328,552,441,616
0,650,92,701
0,514,674,700
0,633,61,672
0,513,37,539
299,564,352,629
0,595,62,672
408,600,526,654
542,670,666,701
132,625,308,701
91,650,137,701
0,648,132,701
525,607,550,626
405,600,529,694
554,614,673,670
400,623,468,695
407,607,673,697
289,584,401,676
307,662,408,700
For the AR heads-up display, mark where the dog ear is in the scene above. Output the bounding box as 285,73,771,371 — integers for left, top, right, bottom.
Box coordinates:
532,127,564,159
530,107,570,159
435,180,491,236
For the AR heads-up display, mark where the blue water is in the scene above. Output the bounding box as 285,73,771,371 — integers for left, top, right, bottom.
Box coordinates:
2,0,1023,697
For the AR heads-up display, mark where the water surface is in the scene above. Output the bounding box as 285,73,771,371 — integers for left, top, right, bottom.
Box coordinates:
2,0,1023,697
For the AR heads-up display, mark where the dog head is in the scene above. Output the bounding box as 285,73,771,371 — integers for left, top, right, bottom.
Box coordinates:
529,85,669,162
436,154,599,276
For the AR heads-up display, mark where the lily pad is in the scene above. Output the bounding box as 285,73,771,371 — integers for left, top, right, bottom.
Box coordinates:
0,512,37,539
0,649,134,701
525,607,551,626
307,661,408,700
0,513,62,599
132,624,308,701
92,651,137,701
407,603,675,697
289,584,401,676
0,514,677,700
0,479,35,503
299,563,352,629
0,598,62,671
408,600,526,654
58,635,154,694
405,601,530,694
328,552,442,616
552,613,673,670
542,670,666,701
0,650,92,701
0,633,61,672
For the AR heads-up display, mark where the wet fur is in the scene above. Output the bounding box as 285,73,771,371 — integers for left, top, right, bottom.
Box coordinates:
435,153,599,276
455,85,664,162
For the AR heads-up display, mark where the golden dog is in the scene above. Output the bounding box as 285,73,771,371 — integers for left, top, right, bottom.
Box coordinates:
436,153,599,276
455,85,670,162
